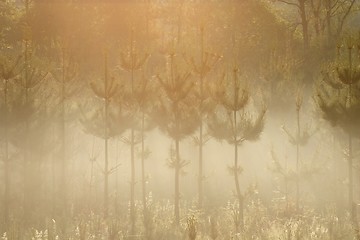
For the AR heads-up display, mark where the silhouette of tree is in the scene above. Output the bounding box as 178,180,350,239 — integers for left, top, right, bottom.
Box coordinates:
0,51,22,230
118,29,149,234
316,36,360,239
155,50,199,225
208,67,265,232
81,50,129,218
183,24,221,209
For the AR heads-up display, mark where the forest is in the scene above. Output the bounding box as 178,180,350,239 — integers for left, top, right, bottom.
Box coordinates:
1,0,360,239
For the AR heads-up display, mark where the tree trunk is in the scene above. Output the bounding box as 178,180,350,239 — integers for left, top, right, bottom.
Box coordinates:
198,26,204,209
141,110,148,230
60,47,67,224
90,158,94,212
115,141,119,215
3,131,9,231
348,132,360,239
325,0,332,43
3,80,9,230
51,139,56,219
130,33,136,234
347,49,359,239
174,139,180,225
130,129,136,232
23,33,31,228
347,85,358,239
299,0,309,50
104,136,109,218
296,107,300,212
104,51,109,219
233,110,244,232
234,143,244,231
198,123,204,209
349,134,354,219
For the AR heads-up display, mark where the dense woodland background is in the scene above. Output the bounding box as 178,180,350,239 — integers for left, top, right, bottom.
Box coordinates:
1,0,360,239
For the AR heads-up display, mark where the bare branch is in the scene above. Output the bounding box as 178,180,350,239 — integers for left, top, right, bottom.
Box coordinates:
277,0,301,8
336,0,356,37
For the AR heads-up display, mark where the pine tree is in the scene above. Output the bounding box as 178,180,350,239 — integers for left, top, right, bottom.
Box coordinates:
50,40,79,224
270,90,317,214
316,35,360,239
0,51,22,231
16,6,48,223
155,50,199,225
81,50,129,218
269,146,295,214
131,73,156,236
208,67,265,232
119,65,155,236
118,30,149,234
282,91,316,212
183,24,220,209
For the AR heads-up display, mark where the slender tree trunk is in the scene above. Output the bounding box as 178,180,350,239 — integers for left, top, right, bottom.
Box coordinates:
104,136,109,218
4,142,9,229
60,47,67,227
115,141,119,214
299,0,309,50
176,1,184,45
348,125,359,239
232,69,244,232
348,48,354,220
331,134,341,218
347,48,360,239
234,140,244,232
310,0,321,37
175,139,180,225
130,32,136,233
3,80,9,230
104,51,109,218
51,138,56,219
90,158,94,212
130,128,136,232
325,0,332,43
285,154,289,212
335,0,356,39
233,105,244,231
198,26,204,209
349,132,354,219
168,54,181,225
285,179,289,212
142,5,150,229
198,123,204,208
141,110,147,223
23,26,31,227
23,87,30,227
296,107,300,212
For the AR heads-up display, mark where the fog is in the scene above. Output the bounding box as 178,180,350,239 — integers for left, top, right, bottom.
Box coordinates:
1,0,360,239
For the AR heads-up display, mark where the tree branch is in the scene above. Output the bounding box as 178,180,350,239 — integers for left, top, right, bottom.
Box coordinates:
336,0,356,37
277,0,301,8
